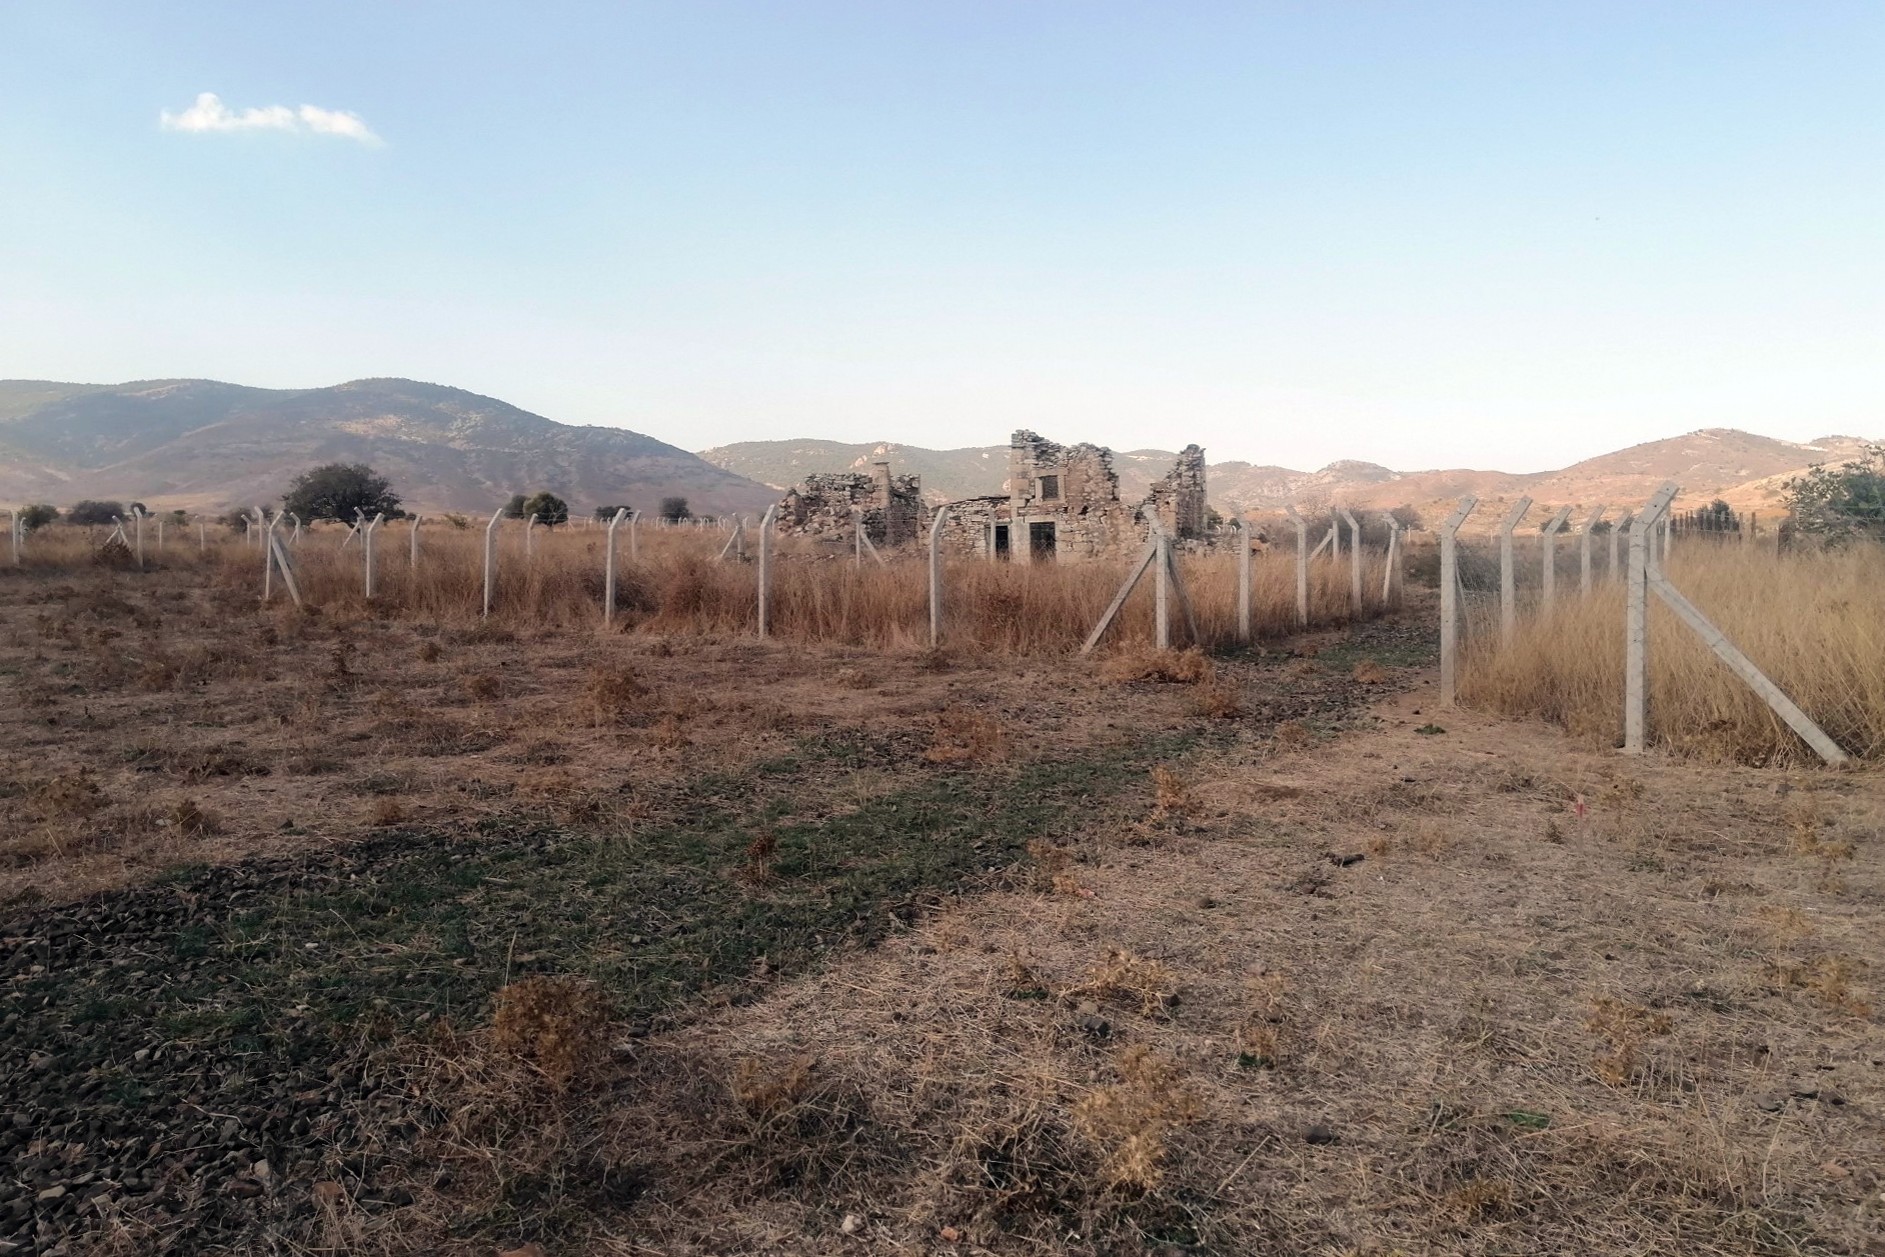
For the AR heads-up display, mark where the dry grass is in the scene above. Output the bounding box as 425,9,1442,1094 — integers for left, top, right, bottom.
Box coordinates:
1461,542,1885,763
489,975,614,1091
15,518,1384,652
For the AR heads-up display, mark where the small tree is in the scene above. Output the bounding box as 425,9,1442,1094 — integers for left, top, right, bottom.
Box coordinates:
504,493,529,519
522,491,570,527
659,496,691,522
19,504,59,532
67,500,124,526
283,463,403,524
594,504,631,521
127,502,148,517
1784,445,1885,544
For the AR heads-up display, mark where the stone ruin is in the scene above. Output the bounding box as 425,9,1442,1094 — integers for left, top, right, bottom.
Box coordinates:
774,462,924,548
775,431,1211,561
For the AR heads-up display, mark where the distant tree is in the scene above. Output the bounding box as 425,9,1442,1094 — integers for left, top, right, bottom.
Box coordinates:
522,491,570,527
168,509,188,525
594,504,631,521
127,502,148,517
19,504,59,532
67,500,124,526
1784,445,1885,544
659,496,691,522
1388,505,1423,530
504,493,529,519
282,463,403,524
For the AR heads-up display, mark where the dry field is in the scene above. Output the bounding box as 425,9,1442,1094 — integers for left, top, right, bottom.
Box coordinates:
1,540,1880,1257
1461,542,1885,765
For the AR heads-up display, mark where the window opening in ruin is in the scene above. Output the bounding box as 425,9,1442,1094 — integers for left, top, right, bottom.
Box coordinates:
1029,521,1056,559
993,523,1010,559
1038,474,1060,501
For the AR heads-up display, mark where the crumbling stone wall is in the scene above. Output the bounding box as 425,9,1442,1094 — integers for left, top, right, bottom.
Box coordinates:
1142,444,1208,540
776,461,922,546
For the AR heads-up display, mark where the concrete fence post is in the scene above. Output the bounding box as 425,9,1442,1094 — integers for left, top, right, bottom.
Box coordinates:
1330,513,1342,563
1339,508,1362,612
409,515,422,569
7,510,17,565
1438,496,1478,708
629,510,640,561
1496,497,1533,644
1234,518,1252,643
1610,511,1630,579
524,514,538,562
1283,505,1308,627
1153,527,1171,650
757,504,776,639
132,507,145,569
1579,504,1607,595
1623,486,1677,753
1380,516,1401,604
363,513,384,597
482,507,503,618
198,520,207,551
262,511,279,601
928,506,949,647
1540,505,1573,610
291,515,302,545
604,507,628,625
155,517,164,553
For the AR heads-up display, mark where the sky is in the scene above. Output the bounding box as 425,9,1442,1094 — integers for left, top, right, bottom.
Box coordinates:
1,2,1880,473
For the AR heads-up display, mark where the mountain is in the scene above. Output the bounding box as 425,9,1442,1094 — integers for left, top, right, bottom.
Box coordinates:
698,428,1879,522
0,378,778,516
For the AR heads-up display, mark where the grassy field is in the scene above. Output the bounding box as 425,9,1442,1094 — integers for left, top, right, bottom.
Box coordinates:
1,546,1878,1256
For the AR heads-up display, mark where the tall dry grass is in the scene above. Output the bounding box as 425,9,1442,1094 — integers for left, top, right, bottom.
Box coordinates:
1461,543,1885,764
6,519,1387,653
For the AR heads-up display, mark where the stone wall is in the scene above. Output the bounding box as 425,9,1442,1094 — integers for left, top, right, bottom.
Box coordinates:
775,462,922,547
1142,444,1208,540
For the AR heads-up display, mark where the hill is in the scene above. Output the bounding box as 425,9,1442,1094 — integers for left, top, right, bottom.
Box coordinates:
699,428,1879,522
0,378,778,517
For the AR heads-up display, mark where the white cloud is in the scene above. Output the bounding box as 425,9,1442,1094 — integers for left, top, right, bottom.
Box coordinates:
159,92,381,145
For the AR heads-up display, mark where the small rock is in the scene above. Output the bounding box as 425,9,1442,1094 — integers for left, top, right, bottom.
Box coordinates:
1822,1161,1850,1180
1304,1123,1337,1145
252,1160,272,1181
840,1212,863,1235
1754,1096,1784,1113
36,1186,65,1202
132,1049,150,1063
1077,1014,1112,1037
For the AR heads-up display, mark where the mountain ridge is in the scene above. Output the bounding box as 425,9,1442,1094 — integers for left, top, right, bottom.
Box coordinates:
0,377,778,516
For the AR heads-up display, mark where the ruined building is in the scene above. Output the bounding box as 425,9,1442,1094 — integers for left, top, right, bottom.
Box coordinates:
775,432,1209,561
774,462,923,547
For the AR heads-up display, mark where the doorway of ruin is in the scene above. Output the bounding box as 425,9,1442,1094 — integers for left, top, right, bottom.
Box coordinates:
1029,521,1056,560
993,523,1010,560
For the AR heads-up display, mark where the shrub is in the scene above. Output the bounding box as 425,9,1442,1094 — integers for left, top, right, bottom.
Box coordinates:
1786,444,1885,544
67,500,124,526
18,503,58,531
283,463,403,524
522,491,570,527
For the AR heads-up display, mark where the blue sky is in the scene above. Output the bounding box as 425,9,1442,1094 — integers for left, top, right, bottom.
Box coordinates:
1,2,1879,471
